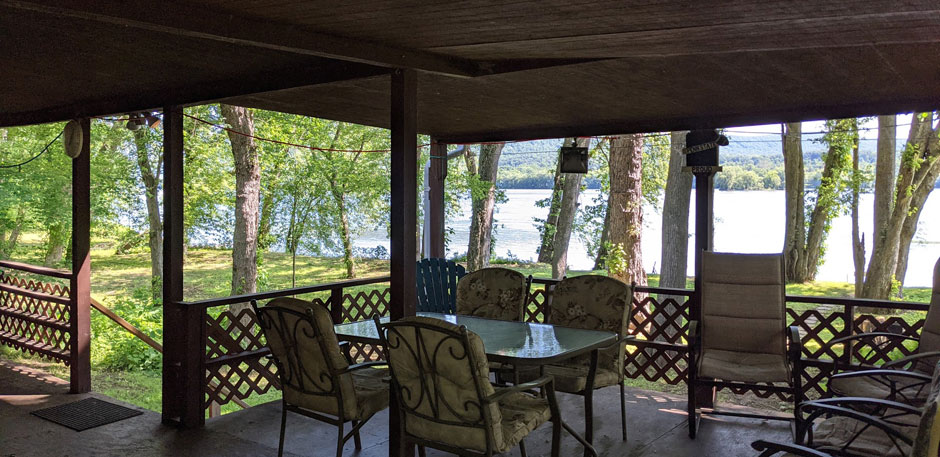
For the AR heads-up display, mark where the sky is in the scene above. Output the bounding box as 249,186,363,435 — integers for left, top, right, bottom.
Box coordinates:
726,113,915,139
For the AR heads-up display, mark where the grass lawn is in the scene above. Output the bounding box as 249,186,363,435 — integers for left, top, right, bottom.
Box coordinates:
1,235,933,416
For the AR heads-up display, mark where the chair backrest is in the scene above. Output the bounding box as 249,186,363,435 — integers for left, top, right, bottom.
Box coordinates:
253,297,356,416
916,257,940,361
700,252,787,357
416,258,467,314
376,316,503,453
550,275,631,375
911,361,940,457
456,267,528,321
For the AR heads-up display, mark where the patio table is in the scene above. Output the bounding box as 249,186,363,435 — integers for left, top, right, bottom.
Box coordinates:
335,312,618,457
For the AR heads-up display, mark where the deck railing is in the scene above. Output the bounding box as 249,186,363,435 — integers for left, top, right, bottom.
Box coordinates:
191,274,929,417
179,276,391,415
0,260,85,385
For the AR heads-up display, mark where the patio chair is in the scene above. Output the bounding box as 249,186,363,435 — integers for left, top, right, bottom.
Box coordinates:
416,257,467,314
688,252,803,438
252,298,389,457
456,267,530,321
750,360,940,457
823,257,940,406
375,315,562,457
517,274,632,442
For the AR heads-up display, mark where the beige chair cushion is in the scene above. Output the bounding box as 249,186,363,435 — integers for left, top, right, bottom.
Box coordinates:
456,267,527,321
285,366,389,420
697,349,790,383
828,374,931,407
813,413,918,457
913,258,940,373
261,298,379,420
385,317,504,451
549,275,630,379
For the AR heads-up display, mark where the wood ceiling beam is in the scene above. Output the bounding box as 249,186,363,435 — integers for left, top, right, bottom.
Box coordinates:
2,0,485,78
0,60,388,128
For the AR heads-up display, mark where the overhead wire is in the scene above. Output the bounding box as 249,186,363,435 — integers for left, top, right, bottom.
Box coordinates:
0,129,63,170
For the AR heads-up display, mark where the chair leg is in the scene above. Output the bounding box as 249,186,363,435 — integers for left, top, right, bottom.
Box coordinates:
519,439,527,457
583,388,594,457
551,416,562,457
336,422,345,457
620,382,627,441
278,402,288,457
688,382,697,439
418,445,427,457
352,420,362,450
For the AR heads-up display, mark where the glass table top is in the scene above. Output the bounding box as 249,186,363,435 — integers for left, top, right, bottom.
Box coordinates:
334,312,618,365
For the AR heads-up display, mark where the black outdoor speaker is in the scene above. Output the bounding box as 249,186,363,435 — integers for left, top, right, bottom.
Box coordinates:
560,146,589,173
684,129,727,167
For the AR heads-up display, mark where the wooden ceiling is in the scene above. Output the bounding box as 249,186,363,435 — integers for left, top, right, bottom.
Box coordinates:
2,0,939,141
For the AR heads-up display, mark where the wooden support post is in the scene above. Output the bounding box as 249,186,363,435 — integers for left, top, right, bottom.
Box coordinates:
427,138,447,259
389,68,418,457
69,118,91,394
161,106,204,427
691,167,718,409
389,68,418,321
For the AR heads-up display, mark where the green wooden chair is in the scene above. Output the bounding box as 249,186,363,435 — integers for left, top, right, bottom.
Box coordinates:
416,257,466,314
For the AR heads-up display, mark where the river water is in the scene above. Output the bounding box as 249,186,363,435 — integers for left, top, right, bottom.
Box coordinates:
356,189,940,287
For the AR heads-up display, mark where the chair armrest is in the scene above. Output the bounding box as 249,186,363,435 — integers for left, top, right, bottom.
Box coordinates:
485,375,554,404
338,341,355,365
826,332,919,347
830,369,932,384
751,440,832,457
337,361,388,375
882,351,940,370
797,400,916,446
688,320,700,342
800,396,922,416
788,325,803,359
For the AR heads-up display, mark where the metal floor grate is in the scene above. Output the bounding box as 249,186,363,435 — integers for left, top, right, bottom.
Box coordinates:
31,397,143,431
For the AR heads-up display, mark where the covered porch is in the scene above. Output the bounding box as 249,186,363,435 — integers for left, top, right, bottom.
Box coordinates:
1,358,790,457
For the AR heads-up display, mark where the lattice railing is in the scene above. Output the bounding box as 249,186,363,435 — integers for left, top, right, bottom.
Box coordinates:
0,261,73,364
192,277,391,413
195,274,930,416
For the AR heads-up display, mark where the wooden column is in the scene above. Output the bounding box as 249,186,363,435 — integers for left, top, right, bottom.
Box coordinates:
427,138,447,258
161,106,203,427
691,166,718,409
389,68,418,457
69,118,91,394
389,69,418,320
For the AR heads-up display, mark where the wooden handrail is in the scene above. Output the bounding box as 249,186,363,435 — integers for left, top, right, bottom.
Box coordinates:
178,275,391,309
90,298,163,354
0,260,72,279
0,282,70,305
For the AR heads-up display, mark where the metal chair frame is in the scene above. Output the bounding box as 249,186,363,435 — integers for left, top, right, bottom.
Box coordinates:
252,299,387,457
374,316,562,457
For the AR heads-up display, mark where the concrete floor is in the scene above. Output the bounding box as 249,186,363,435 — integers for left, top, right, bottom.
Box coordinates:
0,360,790,456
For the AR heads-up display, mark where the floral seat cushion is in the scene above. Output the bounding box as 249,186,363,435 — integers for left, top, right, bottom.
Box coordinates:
456,267,527,322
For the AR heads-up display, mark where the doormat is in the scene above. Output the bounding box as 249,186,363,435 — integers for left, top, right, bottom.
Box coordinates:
31,397,143,431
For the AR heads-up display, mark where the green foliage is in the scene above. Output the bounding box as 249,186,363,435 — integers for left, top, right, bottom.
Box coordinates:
604,242,629,278
92,288,163,371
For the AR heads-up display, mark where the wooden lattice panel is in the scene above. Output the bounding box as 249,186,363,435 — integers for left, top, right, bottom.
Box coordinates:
851,314,924,366
0,271,71,362
787,308,847,360
343,286,389,363
204,308,280,408
625,294,691,384
525,285,552,323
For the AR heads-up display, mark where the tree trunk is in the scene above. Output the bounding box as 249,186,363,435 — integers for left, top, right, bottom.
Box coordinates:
0,208,26,259
466,143,504,271
782,123,809,282
133,129,163,303
592,203,611,270
537,151,565,262
873,115,897,251
850,125,865,296
551,138,587,278
221,104,261,301
803,127,850,281
660,131,692,290
336,193,356,279
863,112,939,298
608,134,647,286
43,223,67,267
